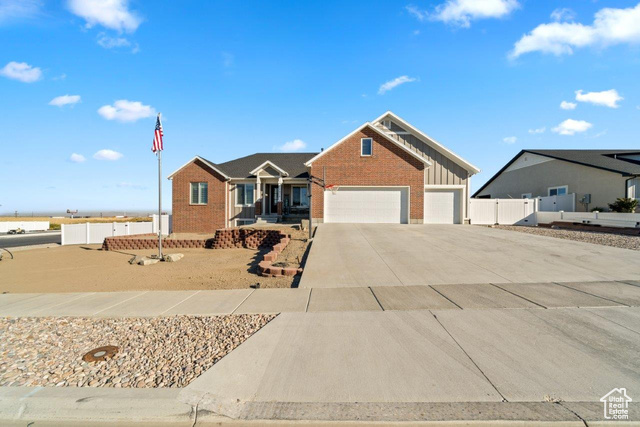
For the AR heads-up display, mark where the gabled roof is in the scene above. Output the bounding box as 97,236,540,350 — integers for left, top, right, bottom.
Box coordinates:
372,111,481,174
217,153,316,179
304,122,432,167
250,160,289,177
167,156,231,180
472,149,640,197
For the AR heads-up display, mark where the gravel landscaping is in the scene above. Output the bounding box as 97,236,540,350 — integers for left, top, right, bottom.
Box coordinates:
0,314,275,388
494,225,640,251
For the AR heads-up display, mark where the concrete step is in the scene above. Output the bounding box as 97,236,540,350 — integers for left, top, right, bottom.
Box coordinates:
255,216,279,224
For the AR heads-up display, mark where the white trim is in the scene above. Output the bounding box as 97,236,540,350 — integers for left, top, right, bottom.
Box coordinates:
371,111,481,175
250,160,289,177
547,185,568,196
190,182,208,205
305,122,432,167
323,185,411,224
424,186,465,225
234,183,256,207
167,156,230,180
361,137,373,157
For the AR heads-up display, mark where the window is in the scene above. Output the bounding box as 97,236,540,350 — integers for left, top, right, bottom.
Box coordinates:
361,138,372,156
292,186,308,206
235,218,255,227
548,185,568,196
190,182,208,205
521,193,532,199
236,183,255,206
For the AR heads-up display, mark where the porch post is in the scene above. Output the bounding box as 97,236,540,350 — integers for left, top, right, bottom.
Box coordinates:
262,182,267,215
255,177,262,219
277,177,283,216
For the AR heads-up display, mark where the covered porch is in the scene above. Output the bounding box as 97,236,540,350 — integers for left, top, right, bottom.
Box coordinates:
252,161,309,222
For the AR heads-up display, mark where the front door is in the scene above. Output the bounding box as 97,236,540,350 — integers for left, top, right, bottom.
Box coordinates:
270,185,278,214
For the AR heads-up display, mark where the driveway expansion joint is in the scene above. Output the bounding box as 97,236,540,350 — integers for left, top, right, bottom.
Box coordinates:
489,283,548,309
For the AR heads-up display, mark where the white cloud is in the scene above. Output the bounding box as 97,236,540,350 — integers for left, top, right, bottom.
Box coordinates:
560,101,576,110
275,139,307,152
511,3,640,58
503,136,517,144
528,127,546,134
93,149,123,160
0,61,42,82
550,8,575,22
97,33,130,48
97,99,155,122
405,5,427,21
552,119,593,135
575,89,623,108
427,0,520,28
0,0,41,24
67,0,141,32
69,153,86,163
49,94,81,107
52,73,67,81
378,75,417,94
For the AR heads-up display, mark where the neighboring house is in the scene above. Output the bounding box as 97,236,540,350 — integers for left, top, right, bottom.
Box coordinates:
473,149,640,212
168,111,480,233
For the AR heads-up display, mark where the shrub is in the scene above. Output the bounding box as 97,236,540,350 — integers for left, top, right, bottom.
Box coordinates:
590,207,607,212
608,198,638,213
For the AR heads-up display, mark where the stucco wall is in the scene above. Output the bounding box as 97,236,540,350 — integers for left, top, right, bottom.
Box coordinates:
476,159,628,212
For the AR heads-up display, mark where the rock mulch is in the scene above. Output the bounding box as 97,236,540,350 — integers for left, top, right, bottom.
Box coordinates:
0,314,275,388
494,225,640,251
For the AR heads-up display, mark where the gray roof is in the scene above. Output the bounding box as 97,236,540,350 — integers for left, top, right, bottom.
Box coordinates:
526,149,640,175
473,149,640,197
204,152,318,179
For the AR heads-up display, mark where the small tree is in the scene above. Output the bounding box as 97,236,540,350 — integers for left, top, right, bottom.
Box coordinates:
608,198,638,213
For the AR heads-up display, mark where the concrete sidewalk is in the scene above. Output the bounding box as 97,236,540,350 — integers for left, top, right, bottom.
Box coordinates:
180,307,640,420
1,280,638,317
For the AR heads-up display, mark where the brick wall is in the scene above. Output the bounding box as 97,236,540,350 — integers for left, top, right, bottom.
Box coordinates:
310,127,425,221
171,159,227,233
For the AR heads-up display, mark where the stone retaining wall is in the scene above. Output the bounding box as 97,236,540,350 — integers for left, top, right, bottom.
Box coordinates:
102,228,302,278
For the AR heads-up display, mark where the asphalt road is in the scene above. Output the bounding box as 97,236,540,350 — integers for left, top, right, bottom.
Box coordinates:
0,232,61,248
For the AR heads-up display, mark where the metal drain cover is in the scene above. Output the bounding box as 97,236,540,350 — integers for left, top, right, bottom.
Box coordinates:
83,345,118,362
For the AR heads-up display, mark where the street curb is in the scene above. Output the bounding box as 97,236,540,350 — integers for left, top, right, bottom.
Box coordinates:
2,387,631,426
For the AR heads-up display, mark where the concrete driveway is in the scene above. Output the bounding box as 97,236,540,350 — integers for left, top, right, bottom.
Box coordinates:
299,224,640,288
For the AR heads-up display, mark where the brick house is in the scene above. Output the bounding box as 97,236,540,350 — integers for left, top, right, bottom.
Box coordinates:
168,111,480,232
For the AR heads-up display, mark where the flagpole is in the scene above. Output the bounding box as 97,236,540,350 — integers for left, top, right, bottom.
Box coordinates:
157,113,163,260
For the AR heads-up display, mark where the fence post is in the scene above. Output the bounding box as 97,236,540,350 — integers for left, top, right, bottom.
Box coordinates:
494,199,499,225
61,223,65,246
125,222,130,236
560,210,564,220
85,222,90,244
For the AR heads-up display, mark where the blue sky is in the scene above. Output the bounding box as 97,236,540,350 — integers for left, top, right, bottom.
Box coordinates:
1,0,640,214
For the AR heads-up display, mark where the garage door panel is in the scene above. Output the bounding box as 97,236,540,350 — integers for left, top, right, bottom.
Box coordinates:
424,190,460,224
324,187,408,224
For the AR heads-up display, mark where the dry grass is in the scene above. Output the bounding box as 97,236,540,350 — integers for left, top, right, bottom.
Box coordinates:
0,225,310,293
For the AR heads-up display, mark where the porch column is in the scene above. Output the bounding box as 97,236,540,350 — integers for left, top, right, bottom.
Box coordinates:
277,177,283,216
262,182,267,215
255,177,262,219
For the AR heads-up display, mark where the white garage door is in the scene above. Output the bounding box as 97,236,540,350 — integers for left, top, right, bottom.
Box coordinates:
324,187,408,224
424,190,461,224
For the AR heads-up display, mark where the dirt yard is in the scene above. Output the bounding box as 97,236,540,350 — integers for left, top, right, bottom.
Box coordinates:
0,226,311,293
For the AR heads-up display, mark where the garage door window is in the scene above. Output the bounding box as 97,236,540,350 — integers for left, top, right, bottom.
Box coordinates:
361,138,372,156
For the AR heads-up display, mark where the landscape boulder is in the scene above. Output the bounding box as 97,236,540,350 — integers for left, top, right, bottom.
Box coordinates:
138,257,160,266
164,253,184,262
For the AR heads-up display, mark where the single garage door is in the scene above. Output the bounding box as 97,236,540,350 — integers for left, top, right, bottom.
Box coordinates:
424,189,461,224
324,187,409,224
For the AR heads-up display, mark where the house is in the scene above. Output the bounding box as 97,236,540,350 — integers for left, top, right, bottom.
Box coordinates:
168,111,480,233
473,149,640,212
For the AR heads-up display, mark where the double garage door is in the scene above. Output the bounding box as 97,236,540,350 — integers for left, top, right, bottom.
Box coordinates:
323,187,461,224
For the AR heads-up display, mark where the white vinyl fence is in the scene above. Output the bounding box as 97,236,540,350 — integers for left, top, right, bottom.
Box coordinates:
536,211,640,228
61,215,171,245
470,199,537,225
0,221,50,233
470,193,576,225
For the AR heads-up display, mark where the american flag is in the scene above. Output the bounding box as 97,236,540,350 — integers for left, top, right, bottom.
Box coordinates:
152,114,163,153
